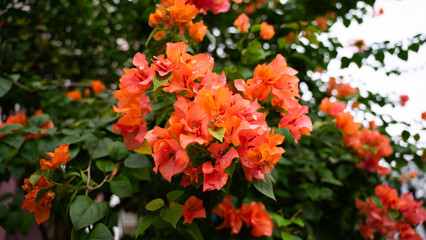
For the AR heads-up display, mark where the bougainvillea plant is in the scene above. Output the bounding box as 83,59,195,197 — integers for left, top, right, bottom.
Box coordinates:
0,0,425,239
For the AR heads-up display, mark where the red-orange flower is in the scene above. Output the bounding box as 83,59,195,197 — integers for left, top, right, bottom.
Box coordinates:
397,220,423,240
182,196,206,224
67,90,82,101
189,21,207,43
91,80,106,94
212,196,243,234
422,112,426,120
375,184,400,210
335,112,361,135
239,202,274,237
39,143,71,170
234,13,249,33
400,95,409,106
315,17,328,31
22,177,55,224
181,162,202,187
153,30,167,41
259,22,275,40
319,97,346,117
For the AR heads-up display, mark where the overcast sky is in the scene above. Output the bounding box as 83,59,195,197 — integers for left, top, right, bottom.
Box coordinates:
327,0,426,146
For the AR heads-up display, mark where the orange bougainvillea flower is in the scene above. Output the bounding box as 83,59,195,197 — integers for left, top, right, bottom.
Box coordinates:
181,162,202,187
315,16,328,31
319,97,346,117
153,30,167,41
148,7,168,27
410,171,418,178
182,196,206,224
0,112,28,138
202,161,228,191
91,80,106,94
259,22,275,40
67,90,82,101
399,95,409,106
40,143,72,170
326,77,358,98
212,196,243,234
22,177,55,224
350,39,366,52
169,0,197,24
189,0,231,14
234,13,249,33
239,202,274,237
335,112,361,135
375,184,400,210
422,112,426,120
189,21,207,43
398,192,426,225
84,88,91,97
397,220,423,240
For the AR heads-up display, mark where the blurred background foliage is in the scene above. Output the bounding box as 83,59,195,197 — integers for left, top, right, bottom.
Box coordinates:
0,0,425,239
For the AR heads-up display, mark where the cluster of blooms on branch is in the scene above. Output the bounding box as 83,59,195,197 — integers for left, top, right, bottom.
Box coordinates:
320,96,393,175
22,144,71,224
113,41,312,191
356,184,426,240
0,110,54,140
212,196,274,237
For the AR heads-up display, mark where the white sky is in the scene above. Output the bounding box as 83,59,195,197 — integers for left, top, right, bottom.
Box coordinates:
327,0,426,146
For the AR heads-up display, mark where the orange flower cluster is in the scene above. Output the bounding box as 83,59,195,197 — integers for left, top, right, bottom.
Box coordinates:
315,12,336,31
259,22,275,40
67,90,82,101
182,196,206,224
326,77,358,98
22,177,55,224
320,97,393,175
234,54,312,142
234,13,249,33
148,0,208,43
0,111,54,140
239,0,268,15
212,196,273,237
114,42,297,190
356,184,426,240
39,144,71,170
422,112,426,121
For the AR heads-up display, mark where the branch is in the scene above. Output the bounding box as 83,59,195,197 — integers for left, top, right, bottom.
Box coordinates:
13,81,92,93
85,159,92,196
88,174,111,190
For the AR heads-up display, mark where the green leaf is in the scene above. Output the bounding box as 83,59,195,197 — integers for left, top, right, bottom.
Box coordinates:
320,175,343,186
375,51,385,63
413,133,420,141
95,160,115,173
3,134,24,149
124,153,151,169
241,40,266,65
252,173,276,200
69,196,108,231
0,144,11,163
146,198,165,211
293,218,304,227
160,204,183,228
408,43,419,52
401,130,410,142
305,185,320,201
29,171,42,185
178,223,204,240
281,231,292,240
388,210,400,220
153,72,173,91
80,170,98,186
86,134,113,159
110,176,132,198
224,160,236,177
136,214,156,237
340,56,350,69
0,124,24,134
88,223,113,240
0,79,12,98
398,50,408,61
29,114,49,127
167,190,184,203
107,141,128,160
250,24,262,32
209,127,226,142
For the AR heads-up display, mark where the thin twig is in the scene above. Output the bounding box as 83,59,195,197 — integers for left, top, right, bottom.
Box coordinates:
85,159,92,196
13,81,33,92
88,174,111,190
13,81,92,93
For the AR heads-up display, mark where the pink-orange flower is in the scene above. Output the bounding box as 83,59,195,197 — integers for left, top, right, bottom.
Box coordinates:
22,177,55,224
181,162,202,187
319,97,346,117
182,196,206,224
239,202,274,237
335,112,361,135
40,143,71,170
212,196,243,234
188,21,207,43
67,90,82,101
234,13,249,33
91,80,106,94
259,22,275,40
400,95,409,106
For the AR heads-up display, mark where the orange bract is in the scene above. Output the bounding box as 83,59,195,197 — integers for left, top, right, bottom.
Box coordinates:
259,22,275,40
67,90,82,101
182,196,206,224
91,80,106,94
234,13,249,33
40,143,71,170
22,177,55,224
